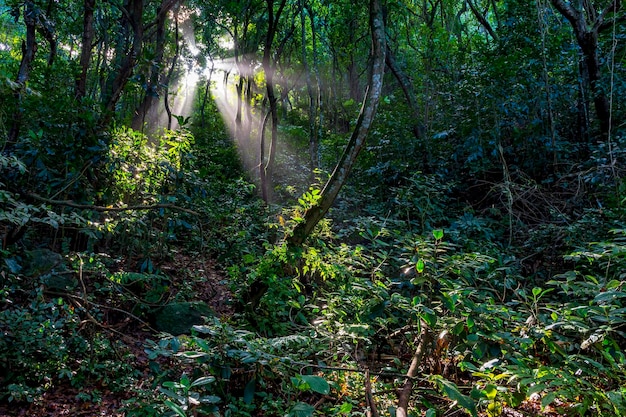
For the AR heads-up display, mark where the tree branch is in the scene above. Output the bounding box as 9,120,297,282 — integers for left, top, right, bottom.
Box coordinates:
27,193,199,215
396,322,430,417
365,369,380,417
595,0,623,32
466,0,498,41
550,0,585,30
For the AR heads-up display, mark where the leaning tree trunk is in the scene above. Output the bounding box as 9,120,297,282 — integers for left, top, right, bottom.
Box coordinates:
288,0,386,246
384,48,424,139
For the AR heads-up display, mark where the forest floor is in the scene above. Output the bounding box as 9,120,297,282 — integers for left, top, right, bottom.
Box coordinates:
0,251,232,417
0,250,569,417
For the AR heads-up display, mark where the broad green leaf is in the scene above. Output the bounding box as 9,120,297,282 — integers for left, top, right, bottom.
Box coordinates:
190,376,215,387
338,402,353,413
422,311,437,326
416,258,425,273
594,291,626,303
300,375,330,395
467,316,475,330
199,395,221,404
289,402,315,417
541,392,556,408
527,383,546,396
243,378,256,404
483,384,498,400
426,409,437,417
433,229,444,240
164,400,187,417
162,381,183,390
159,387,184,403
434,376,477,417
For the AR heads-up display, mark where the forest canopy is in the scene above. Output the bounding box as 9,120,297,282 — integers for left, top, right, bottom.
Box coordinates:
1,0,626,416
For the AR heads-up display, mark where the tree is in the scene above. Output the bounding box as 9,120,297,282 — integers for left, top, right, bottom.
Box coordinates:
133,0,180,130
550,0,625,139
288,0,386,246
7,0,51,144
260,0,289,203
100,0,145,125
75,0,96,100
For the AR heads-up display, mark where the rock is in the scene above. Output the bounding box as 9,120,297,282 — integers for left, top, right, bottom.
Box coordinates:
153,302,213,335
42,273,77,291
23,249,65,277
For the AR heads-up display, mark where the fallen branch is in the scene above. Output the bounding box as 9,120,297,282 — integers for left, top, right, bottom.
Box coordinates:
27,193,199,215
396,322,431,417
365,368,380,417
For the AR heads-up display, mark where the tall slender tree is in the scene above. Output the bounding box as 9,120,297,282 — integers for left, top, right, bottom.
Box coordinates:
260,0,288,203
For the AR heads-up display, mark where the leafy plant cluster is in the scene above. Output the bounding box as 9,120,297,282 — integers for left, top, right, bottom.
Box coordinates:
137,185,626,416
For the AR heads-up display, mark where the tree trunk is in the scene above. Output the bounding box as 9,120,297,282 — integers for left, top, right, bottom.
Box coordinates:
301,0,319,179
549,0,623,140
75,0,96,99
288,0,386,246
260,0,287,203
385,46,426,142
7,0,38,145
396,323,430,417
308,2,323,174
235,76,245,135
134,0,179,130
200,56,215,128
35,4,57,67
100,0,144,125
164,11,180,130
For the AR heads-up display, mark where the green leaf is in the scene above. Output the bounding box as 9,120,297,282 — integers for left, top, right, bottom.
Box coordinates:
416,258,425,273
433,229,444,240
289,402,315,417
164,400,187,417
338,402,353,413
190,376,215,387
426,409,437,417
434,376,477,417
199,395,221,404
594,291,626,303
243,378,256,404
532,287,542,297
300,375,330,395
483,384,498,400
162,381,183,390
466,316,475,330
422,311,437,326
541,392,556,408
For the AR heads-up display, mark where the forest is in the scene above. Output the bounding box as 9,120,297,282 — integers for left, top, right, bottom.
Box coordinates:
1,0,626,415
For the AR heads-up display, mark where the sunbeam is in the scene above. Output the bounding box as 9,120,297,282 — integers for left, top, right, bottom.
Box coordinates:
206,59,312,203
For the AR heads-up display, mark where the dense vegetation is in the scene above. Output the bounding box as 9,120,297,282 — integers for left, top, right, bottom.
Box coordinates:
1,0,626,416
